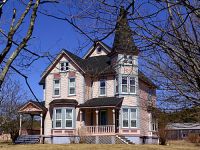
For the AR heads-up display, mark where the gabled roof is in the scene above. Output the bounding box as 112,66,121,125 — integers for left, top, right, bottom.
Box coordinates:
78,97,123,108
83,41,111,59
111,7,139,55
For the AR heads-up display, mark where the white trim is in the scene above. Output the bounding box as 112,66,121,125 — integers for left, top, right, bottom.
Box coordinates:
122,108,137,128
65,108,73,129
99,79,106,96
55,108,62,129
53,79,60,97
68,77,76,96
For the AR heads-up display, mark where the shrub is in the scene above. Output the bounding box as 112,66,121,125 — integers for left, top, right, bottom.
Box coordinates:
187,133,200,144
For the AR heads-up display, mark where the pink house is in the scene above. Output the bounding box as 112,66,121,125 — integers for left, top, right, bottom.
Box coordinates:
17,7,158,144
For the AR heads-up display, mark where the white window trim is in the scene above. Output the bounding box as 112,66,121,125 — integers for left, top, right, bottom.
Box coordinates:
68,77,76,96
65,108,73,129
122,108,137,128
115,76,119,94
60,61,69,72
130,108,137,128
121,76,136,94
99,79,106,96
53,79,60,97
55,108,62,129
121,76,128,94
130,77,136,94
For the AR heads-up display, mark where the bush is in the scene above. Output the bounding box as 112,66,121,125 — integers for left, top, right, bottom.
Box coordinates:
187,133,200,144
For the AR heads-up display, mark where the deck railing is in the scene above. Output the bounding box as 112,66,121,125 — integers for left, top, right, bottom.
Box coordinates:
83,125,115,135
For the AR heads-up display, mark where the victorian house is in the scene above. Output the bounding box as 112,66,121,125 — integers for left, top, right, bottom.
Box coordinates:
17,7,158,144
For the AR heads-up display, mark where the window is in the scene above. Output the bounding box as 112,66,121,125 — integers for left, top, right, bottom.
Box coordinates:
130,77,136,93
121,76,136,94
123,55,135,65
148,89,153,101
53,79,60,96
69,78,75,95
130,109,137,127
97,46,102,53
60,62,69,72
122,108,137,128
65,109,73,128
152,118,157,131
122,108,129,127
115,77,119,94
99,80,106,96
55,109,62,128
122,76,128,93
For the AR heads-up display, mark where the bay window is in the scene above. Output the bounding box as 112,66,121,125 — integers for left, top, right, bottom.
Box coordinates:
122,108,137,128
55,109,62,128
65,109,73,128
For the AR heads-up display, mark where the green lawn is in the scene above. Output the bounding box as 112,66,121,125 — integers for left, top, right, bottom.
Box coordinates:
0,141,199,150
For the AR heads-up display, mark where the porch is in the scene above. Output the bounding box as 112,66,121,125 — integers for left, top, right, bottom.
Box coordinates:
78,97,123,135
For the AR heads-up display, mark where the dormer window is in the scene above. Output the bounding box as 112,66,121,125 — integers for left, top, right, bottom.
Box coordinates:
97,46,102,53
60,62,69,72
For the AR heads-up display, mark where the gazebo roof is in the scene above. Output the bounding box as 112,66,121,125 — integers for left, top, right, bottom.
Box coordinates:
18,100,47,115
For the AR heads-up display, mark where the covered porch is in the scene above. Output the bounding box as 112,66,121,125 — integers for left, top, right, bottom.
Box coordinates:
78,97,123,135
18,100,47,136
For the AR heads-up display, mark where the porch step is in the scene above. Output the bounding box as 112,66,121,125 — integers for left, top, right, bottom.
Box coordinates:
116,135,135,144
15,135,40,144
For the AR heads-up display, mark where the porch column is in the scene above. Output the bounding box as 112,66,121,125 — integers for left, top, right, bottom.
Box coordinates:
112,109,115,133
40,113,43,135
19,114,22,135
80,110,83,126
95,110,99,126
95,110,99,133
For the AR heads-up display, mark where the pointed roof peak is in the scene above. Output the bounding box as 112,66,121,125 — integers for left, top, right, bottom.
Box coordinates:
111,6,139,55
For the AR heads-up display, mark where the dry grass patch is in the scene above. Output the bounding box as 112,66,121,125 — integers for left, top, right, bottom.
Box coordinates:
0,141,199,150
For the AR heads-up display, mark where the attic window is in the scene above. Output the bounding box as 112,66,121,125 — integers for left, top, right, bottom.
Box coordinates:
123,55,135,65
97,47,102,53
60,62,69,72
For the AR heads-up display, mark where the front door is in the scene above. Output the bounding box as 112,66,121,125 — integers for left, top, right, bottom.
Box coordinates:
100,110,107,125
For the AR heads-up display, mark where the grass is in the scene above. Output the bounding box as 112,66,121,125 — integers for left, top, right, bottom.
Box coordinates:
0,141,199,150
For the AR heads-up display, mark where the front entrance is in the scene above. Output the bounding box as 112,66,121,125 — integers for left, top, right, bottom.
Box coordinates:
100,110,107,125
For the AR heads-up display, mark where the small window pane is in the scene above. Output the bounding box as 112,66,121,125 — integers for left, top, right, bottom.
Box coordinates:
56,120,61,128
54,80,60,85
70,88,75,95
100,88,105,95
56,109,61,119
122,77,127,84
123,120,128,127
130,109,136,119
66,120,72,127
130,86,135,93
100,81,105,87
54,89,60,95
66,109,72,119
122,85,127,92
131,120,136,127
130,77,135,85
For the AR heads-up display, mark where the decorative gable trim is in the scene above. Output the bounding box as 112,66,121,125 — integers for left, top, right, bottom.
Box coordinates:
39,50,85,85
83,41,111,59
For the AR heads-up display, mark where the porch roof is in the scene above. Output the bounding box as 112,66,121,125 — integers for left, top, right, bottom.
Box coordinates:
78,97,123,108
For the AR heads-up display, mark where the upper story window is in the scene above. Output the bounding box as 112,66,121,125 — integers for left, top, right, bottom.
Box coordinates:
115,77,119,94
122,108,137,128
121,76,136,94
55,109,62,128
69,78,76,95
123,55,135,65
99,80,106,96
53,79,60,96
97,46,102,53
60,62,69,72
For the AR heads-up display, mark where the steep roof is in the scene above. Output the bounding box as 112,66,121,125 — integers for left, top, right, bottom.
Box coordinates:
111,7,139,55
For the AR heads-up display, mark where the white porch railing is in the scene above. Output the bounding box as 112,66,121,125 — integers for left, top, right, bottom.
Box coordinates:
82,125,115,135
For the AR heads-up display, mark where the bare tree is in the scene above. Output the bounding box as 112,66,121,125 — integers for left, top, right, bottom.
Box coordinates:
0,77,28,142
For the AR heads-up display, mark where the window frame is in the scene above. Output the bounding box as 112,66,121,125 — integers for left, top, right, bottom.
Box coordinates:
60,61,69,72
122,108,137,128
121,76,128,94
55,108,62,128
53,79,60,97
99,79,106,96
68,77,76,96
129,77,136,94
65,108,73,129
121,76,136,94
